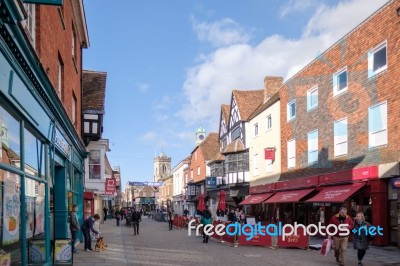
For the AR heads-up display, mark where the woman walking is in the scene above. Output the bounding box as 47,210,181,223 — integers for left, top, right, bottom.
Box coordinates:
353,212,372,266
201,205,212,243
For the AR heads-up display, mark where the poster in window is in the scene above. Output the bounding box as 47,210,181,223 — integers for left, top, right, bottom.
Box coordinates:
34,196,45,235
2,172,20,245
29,239,46,264
26,196,35,238
54,239,72,264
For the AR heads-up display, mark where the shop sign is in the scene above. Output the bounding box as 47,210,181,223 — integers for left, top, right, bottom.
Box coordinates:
392,177,400,189
206,177,217,188
23,0,63,5
264,148,275,161
105,178,116,195
54,128,71,157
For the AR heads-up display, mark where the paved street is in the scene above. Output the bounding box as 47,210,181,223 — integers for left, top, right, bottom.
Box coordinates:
74,217,400,266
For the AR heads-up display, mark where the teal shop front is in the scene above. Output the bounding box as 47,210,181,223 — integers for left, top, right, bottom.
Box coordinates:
0,1,86,264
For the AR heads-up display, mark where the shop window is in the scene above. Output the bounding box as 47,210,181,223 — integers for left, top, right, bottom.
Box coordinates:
0,171,22,264
89,150,101,179
24,128,45,178
0,105,21,169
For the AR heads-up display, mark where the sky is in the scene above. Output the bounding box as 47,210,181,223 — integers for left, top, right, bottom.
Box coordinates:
82,0,388,189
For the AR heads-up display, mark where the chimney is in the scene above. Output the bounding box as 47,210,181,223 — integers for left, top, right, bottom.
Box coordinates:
264,76,283,102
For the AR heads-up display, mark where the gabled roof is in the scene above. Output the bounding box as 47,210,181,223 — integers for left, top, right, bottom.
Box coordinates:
248,92,280,120
194,133,220,161
221,104,230,124
222,139,246,154
232,90,264,121
208,151,225,164
82,70,107,113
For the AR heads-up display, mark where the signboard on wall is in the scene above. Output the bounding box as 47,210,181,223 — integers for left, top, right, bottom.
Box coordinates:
206,177,217,188
104,178,116,195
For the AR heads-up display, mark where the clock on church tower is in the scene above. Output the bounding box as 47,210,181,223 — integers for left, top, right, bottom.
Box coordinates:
195,127,206,145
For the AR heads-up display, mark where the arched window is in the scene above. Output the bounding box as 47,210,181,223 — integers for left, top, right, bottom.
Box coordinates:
162,164,167,174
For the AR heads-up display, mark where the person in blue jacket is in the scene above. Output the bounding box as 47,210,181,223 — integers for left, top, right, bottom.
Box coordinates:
201,205,213,243
81,214,100,251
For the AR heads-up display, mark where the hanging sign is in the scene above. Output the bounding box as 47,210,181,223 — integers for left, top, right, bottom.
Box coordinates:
105,178,116,195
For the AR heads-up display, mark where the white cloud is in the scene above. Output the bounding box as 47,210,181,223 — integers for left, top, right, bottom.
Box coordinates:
137,82,149,93
191,16,251,47
139,132,157,142
179,0,388,129
154,113,169,121
279,0,320,18
153,95,173,110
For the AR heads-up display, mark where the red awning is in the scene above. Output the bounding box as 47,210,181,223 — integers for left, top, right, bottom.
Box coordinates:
264,188,315,203
306,183,365,203
238,193,274,205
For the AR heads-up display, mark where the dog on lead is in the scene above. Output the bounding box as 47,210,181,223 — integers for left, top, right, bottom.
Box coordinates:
94,236,107,252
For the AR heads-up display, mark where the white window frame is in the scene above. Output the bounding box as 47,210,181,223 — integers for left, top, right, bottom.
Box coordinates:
266,115,272,131
253,154,259,176
307,130,318,165
368,41,387,78
287,139,296,169
368,101,388,148
23,4,36,47
333,67,348,96
265,159,273,173
334,117,348,157
287,100,296,121
72,94,77,126
254,123,259,137
197,166,200,176
307,86,318,111
57,57,63,99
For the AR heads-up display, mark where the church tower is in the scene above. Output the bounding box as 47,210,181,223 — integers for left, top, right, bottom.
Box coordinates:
195,127,206,146
153,152,171,182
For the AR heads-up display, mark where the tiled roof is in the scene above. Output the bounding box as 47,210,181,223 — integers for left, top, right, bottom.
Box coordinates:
208,151,225,164
198,133,220,161
82,70,107,112
222,139,246,154
232,90,264,121
222,104,230,124
248,92,280,120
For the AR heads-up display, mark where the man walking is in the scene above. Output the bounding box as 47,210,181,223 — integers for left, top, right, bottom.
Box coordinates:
131,208,141,235
329,207,354,266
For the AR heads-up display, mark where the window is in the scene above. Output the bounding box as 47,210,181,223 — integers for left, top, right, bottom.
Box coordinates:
23,3,35,46
72,24,76,60
253,154,259,176
368,41,387,78
254,123,259,137
287,100,296,121
333,67,347,96
334,118,348,157
287,139,296,168
225,152,249,174
89,150,101,179
369,102,387,148
57,54,64,99
197,166,200,176
308,130,318,164
307,86,318,111
231,126,240,140
266,115,272,131
266,160,273,173
72,93,77,126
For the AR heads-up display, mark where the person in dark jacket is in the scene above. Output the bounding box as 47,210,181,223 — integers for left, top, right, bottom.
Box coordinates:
69,204,80,254
353,212,371,266
227,209,237,223
115,206,123,226
103,207,108,221
201,205,212,243
329,207,354,266
131,208,141,235
81,214,100,251
167,207,174,231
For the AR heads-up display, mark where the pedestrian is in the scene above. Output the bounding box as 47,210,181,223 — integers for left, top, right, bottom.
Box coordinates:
69,204,80,254
167,207,174,230
81,214,100,251
239,210,247,225
115,206,122,226
353,212,372,266
103,206,108,221
183,208,189,217
227,209,237,223
201,205,212,243
329,207,354,266
111,206,115,219
131,208,141,235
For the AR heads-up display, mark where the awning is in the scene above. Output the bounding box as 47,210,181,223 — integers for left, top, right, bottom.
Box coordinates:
265,188,315,203
306,183,365,203
238,193,274,205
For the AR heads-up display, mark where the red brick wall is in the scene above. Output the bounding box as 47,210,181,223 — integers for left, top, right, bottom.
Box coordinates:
191,148,207,183
36,0,82,137
280,0,400,181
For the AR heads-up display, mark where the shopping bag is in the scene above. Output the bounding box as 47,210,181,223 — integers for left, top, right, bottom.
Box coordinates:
320,237,332,256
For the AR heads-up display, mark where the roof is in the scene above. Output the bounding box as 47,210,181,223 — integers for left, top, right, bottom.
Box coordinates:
221,104,230,124
208,151,225,164
248,92,280,120
222,139,246,154
82,70,107,112
232,90,264,121
195,133,220,161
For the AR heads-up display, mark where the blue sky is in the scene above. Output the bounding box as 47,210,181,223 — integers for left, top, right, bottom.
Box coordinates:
82,0,388,189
